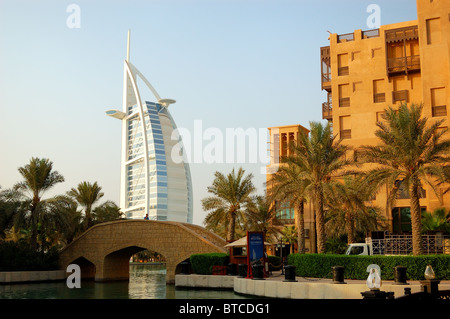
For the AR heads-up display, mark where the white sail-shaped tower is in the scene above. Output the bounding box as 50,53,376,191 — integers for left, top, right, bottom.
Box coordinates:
106,31,193,223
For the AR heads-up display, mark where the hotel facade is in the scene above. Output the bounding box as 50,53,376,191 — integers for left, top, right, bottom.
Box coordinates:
106,32,193,223
267,0,450,253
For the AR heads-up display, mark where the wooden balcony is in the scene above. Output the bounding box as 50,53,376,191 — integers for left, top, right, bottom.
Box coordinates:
322,102,332,121
321,46,331,91
387,55,420,76
385,25,419,43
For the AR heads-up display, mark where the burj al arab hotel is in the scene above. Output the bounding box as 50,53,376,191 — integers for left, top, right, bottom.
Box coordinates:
106,31,193,223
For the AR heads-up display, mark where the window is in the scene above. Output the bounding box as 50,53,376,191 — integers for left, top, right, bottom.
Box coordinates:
339,116,351,139
392,207,426,234
338,53,349,76
392,207,412,234
373,79,385,103
431,87,447,117
276,201,294,224
426,18,441,45
339,84,350,107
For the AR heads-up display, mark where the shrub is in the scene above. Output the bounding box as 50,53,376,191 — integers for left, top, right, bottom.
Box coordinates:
287,253,450,280
0,241,59,271
190,253,229,275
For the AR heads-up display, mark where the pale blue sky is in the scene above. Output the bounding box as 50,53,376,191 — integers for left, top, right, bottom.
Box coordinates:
0,0,417,225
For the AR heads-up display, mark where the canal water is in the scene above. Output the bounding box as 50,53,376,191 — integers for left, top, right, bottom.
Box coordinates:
0,264,251,299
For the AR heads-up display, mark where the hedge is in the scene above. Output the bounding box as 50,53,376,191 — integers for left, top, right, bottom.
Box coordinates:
189,253,229,275
0,241,60,271
287,253,450,280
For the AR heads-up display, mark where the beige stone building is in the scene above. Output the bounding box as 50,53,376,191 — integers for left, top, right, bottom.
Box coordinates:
320,0,450,234
267,0,450,253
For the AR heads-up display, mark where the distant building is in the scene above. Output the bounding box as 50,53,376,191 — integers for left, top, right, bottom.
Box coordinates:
320,0,449,233
266,124,316,254
106,31,193,222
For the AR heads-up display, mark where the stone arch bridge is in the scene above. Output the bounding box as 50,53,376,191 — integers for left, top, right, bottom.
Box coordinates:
59,220,227,283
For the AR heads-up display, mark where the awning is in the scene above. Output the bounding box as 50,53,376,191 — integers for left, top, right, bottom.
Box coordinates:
224,236,271,248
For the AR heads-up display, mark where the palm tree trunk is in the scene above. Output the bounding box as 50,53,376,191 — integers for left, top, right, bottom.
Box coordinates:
345,213,355,244
315,188,326,254
30,196,39,251
410,182,423,255
227,210,236,242
296,200,305,254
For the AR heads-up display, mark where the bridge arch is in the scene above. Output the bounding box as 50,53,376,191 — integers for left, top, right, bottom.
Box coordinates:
59,220,226,283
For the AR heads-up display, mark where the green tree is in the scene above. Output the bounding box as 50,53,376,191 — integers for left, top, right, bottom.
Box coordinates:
13,158,65,250
93,200,123,224
281,225,297,254
287,122,351,253
361,103,450,255
421,208,449,234
267,161,310,254
246,194,281,243
67,181,104,230
202,168,256,241
324,175,385,244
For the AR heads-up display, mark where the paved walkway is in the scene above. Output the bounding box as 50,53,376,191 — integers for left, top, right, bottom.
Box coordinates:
233,270,450,299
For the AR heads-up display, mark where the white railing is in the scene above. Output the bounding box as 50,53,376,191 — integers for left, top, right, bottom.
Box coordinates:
369,234,450,255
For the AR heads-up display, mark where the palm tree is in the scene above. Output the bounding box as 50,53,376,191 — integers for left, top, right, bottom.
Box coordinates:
246,194,282,242
13,157,65,250
286,122,351,253
421,208,450,234
202,167,256,241
360,103,450,255
324,175,385,244
93,200,123,224
267,161,310,254
67,181,104,230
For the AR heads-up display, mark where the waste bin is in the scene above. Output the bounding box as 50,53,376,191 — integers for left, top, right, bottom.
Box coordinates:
283,265,297,282
252,264,264,280
393,266,408,285
332,266,345,284
238,264,247,278
227,263,237,276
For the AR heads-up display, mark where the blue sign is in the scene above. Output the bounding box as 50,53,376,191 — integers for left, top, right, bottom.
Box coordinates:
248,232,264,261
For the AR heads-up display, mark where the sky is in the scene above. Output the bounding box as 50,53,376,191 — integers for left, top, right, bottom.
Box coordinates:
0,0,418,226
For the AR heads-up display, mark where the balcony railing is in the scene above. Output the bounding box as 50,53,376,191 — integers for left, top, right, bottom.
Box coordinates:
339,97,350,107
392,90,408,103
362,29,380,39
338,66,349,76
337,32,354,43
373,93,386,103
340,129,351,139
432,105,447,117
387,55,420,75
322,102,332,120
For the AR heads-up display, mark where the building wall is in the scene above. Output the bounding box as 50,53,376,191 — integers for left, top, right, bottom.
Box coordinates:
320,0,450,233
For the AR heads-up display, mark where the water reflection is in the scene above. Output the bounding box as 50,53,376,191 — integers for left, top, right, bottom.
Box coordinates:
0,264,250,299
